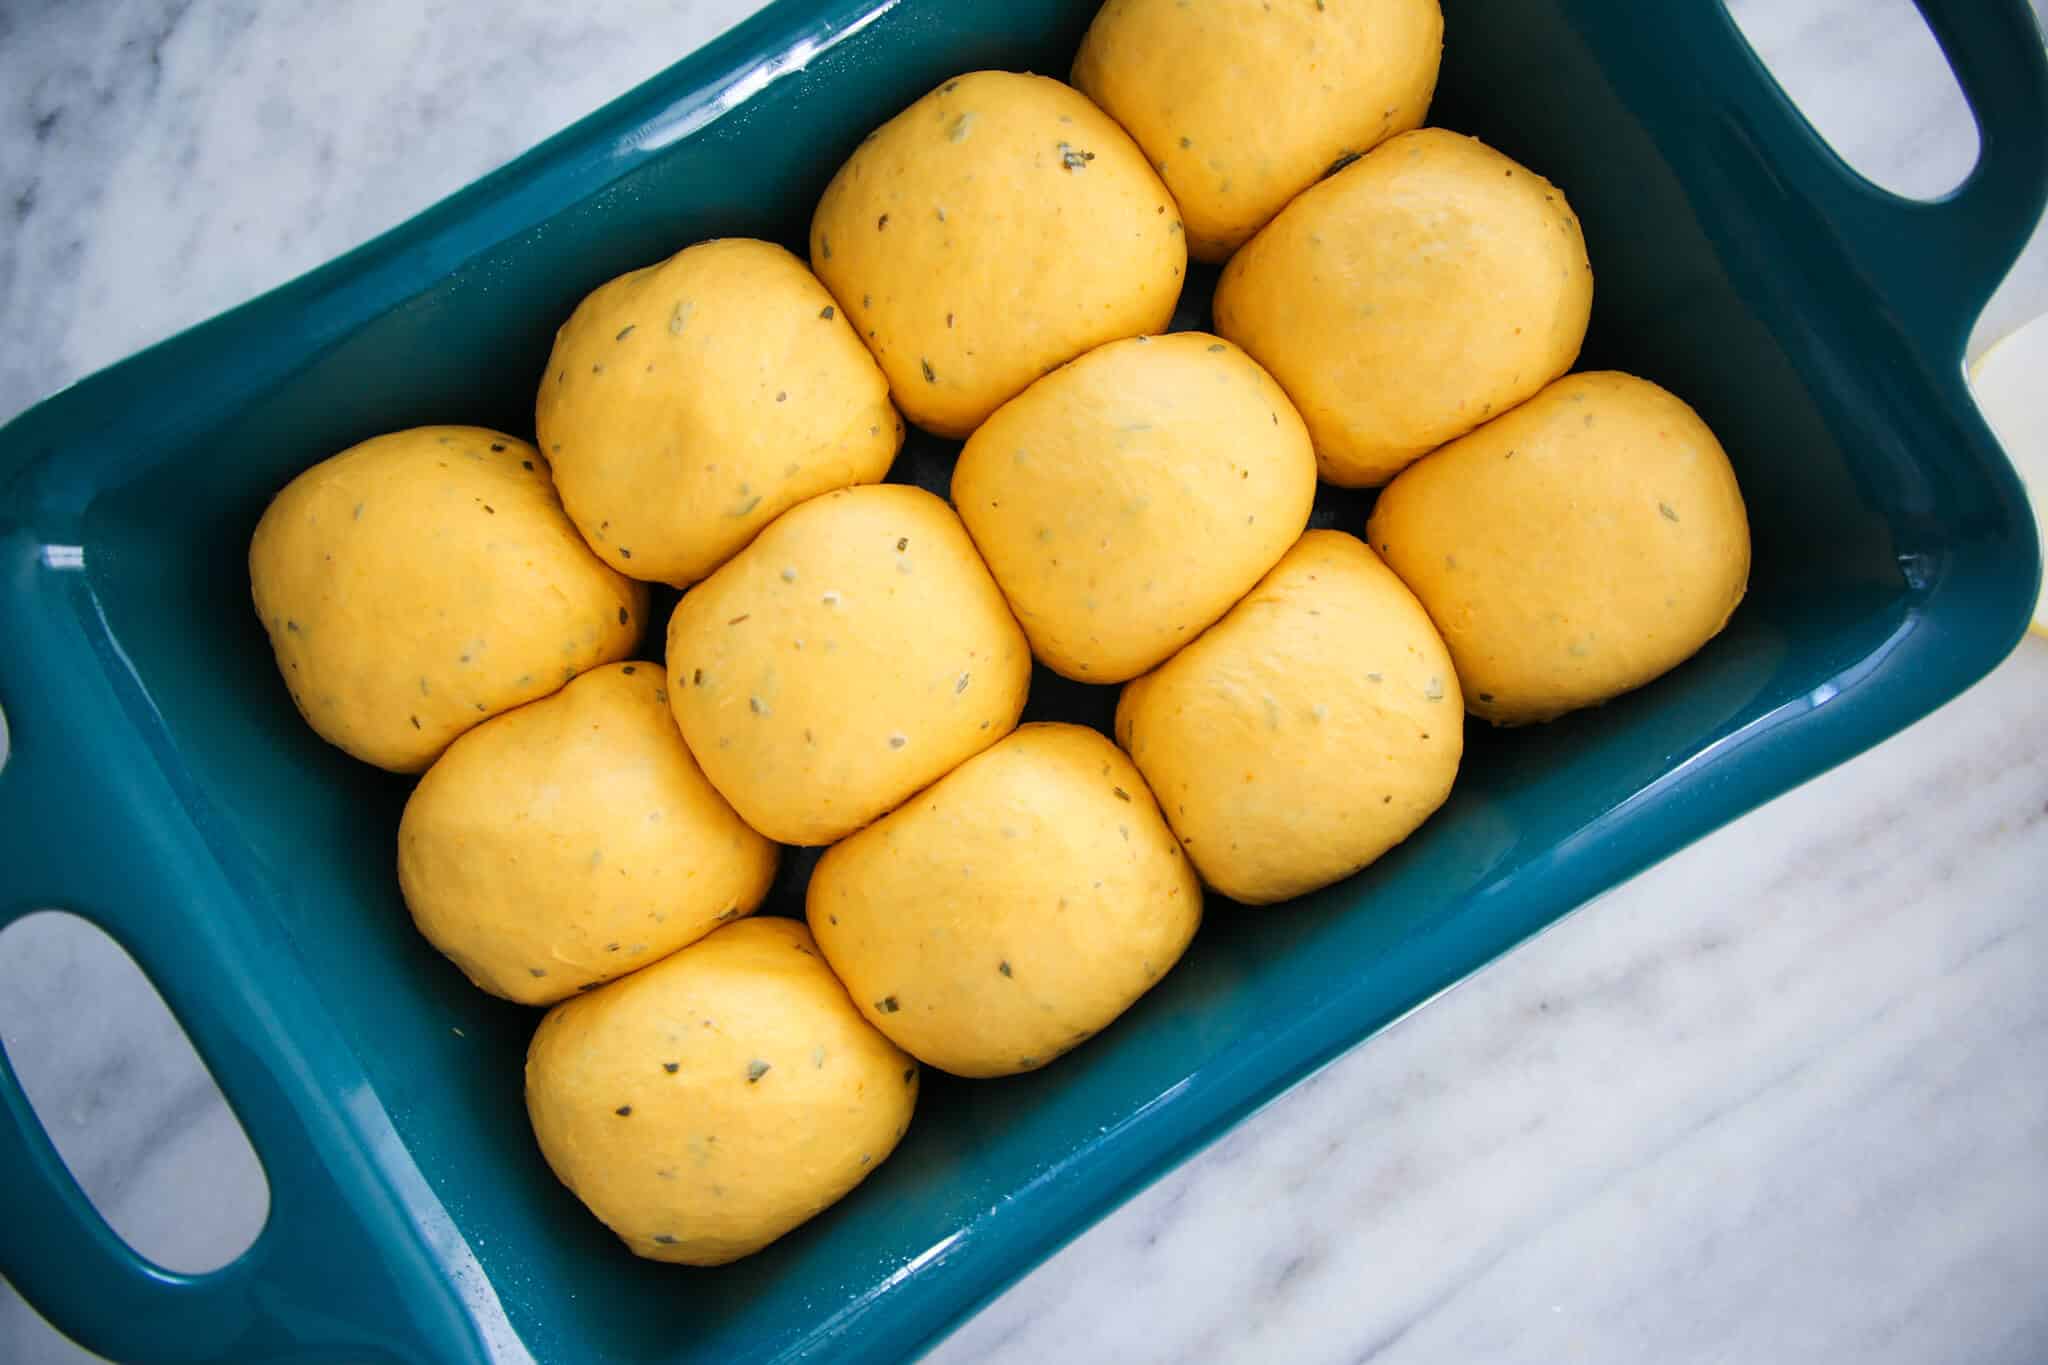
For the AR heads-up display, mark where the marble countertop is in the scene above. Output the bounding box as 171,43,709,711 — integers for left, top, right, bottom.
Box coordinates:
3,1,2044,1361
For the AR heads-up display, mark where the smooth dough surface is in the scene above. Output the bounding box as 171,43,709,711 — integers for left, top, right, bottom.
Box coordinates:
809,70,1186,437
398,663,779,1005
1213,128,1592,487
1073,0,1442,262
808,723,1200,1078
249,425,645,772
525,918,918,1266
1116,530,1461,903
535,238,903,587
1366,371,1751,725
666,485,1030,845
954,332,1316,683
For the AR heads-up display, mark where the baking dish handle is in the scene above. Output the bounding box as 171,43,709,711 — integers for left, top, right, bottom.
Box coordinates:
0,634,494,1363
1891,0,2047,340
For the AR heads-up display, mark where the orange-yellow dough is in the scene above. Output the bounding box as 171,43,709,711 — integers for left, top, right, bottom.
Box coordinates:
1073,0,1443,261
808,723,1200,1077
1366,371,1751,725
1116,530,1462,903
1213,128,1593,486
809,70,1186,437
249,425,644,772
666,485,1031,845
953,332,1316,682
525,918,918,1265
397,663,779,1005
535,238,903,587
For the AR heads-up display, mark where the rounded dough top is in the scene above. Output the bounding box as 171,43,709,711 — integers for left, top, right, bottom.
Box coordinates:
524,917,918,1265
809,71,1187,437
397,662,778,1004
808,722,1201,1077
1073,0,1443,261
1366,371,1750,725
1214,128,1592,487
248,425,645,772
665,484,1031,845
954,331,1316,682
1116,530,1462,903
535,238,903,588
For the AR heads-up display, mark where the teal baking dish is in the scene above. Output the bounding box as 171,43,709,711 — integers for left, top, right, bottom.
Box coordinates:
1,0,2042,1359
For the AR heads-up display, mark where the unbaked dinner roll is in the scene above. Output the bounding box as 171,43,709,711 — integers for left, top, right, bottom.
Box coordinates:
1366,371,1750,725
808,723,1200,1078
953,331,1316,682
1115,530,1462,903
398,662,778,1005
525,918,918,1265
249,425,644,773
535,238,903,587
665,484,1030,845
1073,0,1443,262
1213,128,1592,487
809,71,1186,437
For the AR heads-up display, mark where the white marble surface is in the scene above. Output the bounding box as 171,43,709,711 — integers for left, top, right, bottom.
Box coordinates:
3,1,2044,1361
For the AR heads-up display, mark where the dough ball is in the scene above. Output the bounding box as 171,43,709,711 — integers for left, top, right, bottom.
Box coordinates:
398,662,779,1005
666,485,1030,845
809,70,1186,437
1366,371,1750,725
525,918,918,1265
1116,530,1461,903
535,238,903,587
808,723,1200,1078
249,425,645,773
954,332,1316,682
1073,0,1443,262
1214,128,1593,486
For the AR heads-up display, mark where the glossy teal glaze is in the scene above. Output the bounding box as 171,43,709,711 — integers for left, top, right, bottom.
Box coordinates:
0,0,2041,1360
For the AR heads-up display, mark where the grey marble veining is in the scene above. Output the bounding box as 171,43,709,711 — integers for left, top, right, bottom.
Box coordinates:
2,2,2044,1362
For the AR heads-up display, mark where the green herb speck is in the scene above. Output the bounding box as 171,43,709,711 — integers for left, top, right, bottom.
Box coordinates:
746,1059,771,1083
921,358,936,383
728,613,750,626
615,1105,632,1116
654,1233,677,1245
615,324,637,341
877,213,889,230
529,967,548,978
522,459,534,470
955,672,971,693
998,960,1013,978
490,442,506,452
1112,786,1131,802
819,304,835,319
876,995,900,1014
1660,502,1680,522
